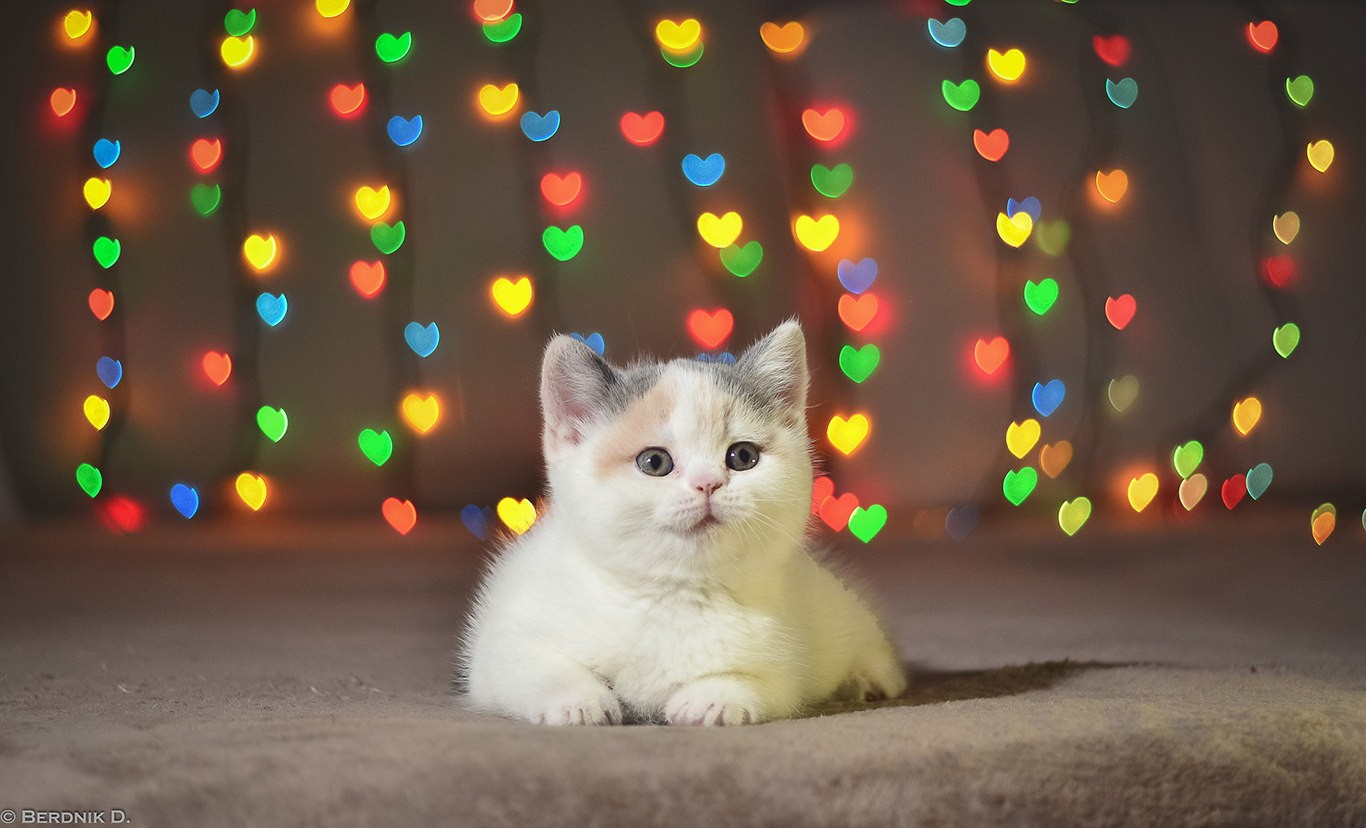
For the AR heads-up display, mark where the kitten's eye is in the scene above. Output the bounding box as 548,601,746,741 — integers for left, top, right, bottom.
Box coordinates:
726,442,760,471
635,448,674,477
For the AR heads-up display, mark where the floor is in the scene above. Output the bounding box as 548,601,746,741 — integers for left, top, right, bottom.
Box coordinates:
1,516,1364,827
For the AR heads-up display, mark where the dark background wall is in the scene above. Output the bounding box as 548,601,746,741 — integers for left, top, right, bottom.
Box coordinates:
2,0,1364,526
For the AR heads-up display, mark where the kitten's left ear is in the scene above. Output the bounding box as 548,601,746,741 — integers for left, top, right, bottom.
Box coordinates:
541,335,619,449
738,320,809,424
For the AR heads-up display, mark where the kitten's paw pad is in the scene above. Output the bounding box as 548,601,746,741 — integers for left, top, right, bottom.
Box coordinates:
532,691,622,726
665,677,762,727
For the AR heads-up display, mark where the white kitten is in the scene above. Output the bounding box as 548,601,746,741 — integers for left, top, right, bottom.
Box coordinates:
455,321,906,726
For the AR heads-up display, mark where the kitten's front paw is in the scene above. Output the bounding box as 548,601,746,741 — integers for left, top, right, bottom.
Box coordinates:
532,688,623,726
665,676,763,727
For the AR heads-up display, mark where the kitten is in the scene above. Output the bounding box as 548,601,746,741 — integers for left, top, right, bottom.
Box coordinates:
455,321,906,726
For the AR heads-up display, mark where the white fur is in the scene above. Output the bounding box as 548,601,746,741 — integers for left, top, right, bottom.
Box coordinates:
456,323,906,726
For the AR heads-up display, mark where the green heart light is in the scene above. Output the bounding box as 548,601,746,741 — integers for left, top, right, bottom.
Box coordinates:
941,79,981,112
848,505,887,543
542,225,584,261
1003,467,1038,506
190,183,222,216
661,42,704,68
257,406,289,442
1273,323,1300,358
107,46,135,75
720,241,763,277
810,163,853,198
358,428,393,466
1285,75,1314,107
1171,440,1204,479
838,344,880,383
371,221,406,254
1023,278,1058,316
93,236,121,269
76,462,103,498
224,8,257,36
375,32,412,63
483,13,522,43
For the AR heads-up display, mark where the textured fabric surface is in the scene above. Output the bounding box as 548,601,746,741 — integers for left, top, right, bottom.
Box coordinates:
1,519,1364,827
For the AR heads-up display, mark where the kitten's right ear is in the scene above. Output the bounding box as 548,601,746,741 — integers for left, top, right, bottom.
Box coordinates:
540,335,617,447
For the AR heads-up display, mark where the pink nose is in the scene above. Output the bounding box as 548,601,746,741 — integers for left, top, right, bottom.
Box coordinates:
689,473,724,495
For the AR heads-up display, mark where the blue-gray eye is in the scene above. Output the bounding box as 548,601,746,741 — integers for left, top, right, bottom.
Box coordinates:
726,442,760,471
636,448,674,477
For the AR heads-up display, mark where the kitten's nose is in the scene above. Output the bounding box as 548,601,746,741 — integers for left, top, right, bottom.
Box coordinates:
689,471,724,495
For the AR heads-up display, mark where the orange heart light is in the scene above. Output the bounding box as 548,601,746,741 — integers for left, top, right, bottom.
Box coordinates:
801,108,846,142
202,351,232,386
498,497,538,534
973,336,1010,375
51,87,77,117
1040,441,1073,478
760,21,804,55
473,0,514,22
491,276,533,317
540,171,582,207
1095,169,1128,203
827,414,870,455
687,308,733,350
477,82,520,118
190,138,222,173
1232,396,1262,436
382,497,417,535
330,83,366,117
1247,20,1278,53
401,392,441,434
235,472,268,511
350,261,386,298
88,289,115,321
354,185,393,221
1105,294,1136,330
793,214,840,252
973,128,1009,162
697,211,743,248
837,293,878,332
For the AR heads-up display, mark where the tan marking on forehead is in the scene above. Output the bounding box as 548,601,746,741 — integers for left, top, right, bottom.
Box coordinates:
592,376,678,477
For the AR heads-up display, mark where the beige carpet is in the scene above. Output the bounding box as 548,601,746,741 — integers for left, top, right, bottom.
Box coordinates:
1,518,1364,827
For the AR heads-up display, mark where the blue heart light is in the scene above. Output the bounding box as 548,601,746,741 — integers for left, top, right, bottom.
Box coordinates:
387,115,423,147
945,504,979,541
460,504,491,540
169,483,200,519
1106,78,1138,109
92,139,121,169
256,293,288,327
96,356,122,389
519,110,560,142
681,153,725,187
837,258,878,294
1032,379,1066,417
1246,462,1274,500
404,321,440,357
569,332,606,356
696,352,736,364
190,88,220,118
1006,196,1041,223
927,17,966,48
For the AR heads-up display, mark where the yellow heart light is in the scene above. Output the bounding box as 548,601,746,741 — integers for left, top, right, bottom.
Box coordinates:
697,211,743,248
655,18,702,52
64,10,94,40
220,34,255,69
793,214,840,252
1005,419,1041,459
354,185,392,221
1178,473,1208,511
1127,472,1159,513
1232,396,1262,436
1058,497,1091,537
1039,441,1072,478
491,276,533,317
497,497,538,535
401,392,440,434
1273,212,1300,245
83,395,110,430
83,178,111,210
986,48,1026,82
1095,169,1128,203
477,83,520,117
827,413,870,455
996,211,1032,247
316,0,350,18
243,234,279,272
235,472,268,511
1306,140,1334,173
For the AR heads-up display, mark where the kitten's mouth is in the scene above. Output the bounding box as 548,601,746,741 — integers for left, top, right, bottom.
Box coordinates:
680,514,722,534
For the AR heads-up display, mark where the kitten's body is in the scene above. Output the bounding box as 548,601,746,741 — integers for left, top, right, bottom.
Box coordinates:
457,323,906,725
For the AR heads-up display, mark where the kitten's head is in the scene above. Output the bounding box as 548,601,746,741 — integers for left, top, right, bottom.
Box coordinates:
539,322,812,580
